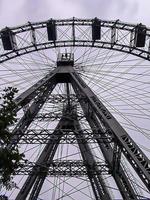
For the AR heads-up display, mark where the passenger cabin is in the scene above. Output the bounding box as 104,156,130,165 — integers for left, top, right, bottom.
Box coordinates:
46,20,57,41
92,18,101,40
57,53,74,66
1,28,17,50
134,24,146,47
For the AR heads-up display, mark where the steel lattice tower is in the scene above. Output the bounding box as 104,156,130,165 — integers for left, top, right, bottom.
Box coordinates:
0,18,150,199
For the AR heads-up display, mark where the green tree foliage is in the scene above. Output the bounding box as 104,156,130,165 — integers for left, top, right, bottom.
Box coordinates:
0,87,24,189
0,194,8,199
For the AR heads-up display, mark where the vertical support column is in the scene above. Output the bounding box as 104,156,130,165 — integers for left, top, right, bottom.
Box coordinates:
66,83,71,110
112,141,122,175
130,30,134,51
15,115,70,200
110,20,120,48
72,17,75,46
111,27,116,46
73,116,112,200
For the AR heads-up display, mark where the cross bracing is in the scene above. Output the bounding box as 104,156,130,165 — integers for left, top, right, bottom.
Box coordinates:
0,18,150,200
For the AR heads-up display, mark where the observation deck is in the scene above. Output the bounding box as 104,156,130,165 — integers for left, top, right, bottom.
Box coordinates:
57,53,74,66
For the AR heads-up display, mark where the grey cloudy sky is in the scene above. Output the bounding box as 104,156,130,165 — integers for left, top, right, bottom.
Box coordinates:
0,0,149,28
0,1,150,199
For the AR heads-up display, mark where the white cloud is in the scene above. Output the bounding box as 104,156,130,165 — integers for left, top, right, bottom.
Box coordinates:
0,0,149,28
0,0,25,27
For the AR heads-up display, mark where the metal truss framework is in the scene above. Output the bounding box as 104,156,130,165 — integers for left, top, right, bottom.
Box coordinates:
16,160,109,176
0,18,150,199
0,18,150,63
6,53,149,200
15,105,112,200
17,129,113,144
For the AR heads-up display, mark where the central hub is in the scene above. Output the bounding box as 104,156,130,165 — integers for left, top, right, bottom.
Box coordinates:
55,53,74,83
57,53,74,66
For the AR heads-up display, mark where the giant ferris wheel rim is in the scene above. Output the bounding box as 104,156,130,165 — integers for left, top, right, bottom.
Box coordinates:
0,18,150,199
0,18,150,63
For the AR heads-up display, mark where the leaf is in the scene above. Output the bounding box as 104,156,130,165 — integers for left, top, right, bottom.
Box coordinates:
0,87,25,188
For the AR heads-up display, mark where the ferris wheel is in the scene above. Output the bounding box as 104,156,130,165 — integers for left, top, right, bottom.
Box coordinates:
0,18,150,200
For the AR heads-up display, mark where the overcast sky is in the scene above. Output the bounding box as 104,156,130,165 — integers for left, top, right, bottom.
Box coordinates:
0,1,150,199
0,0,150,28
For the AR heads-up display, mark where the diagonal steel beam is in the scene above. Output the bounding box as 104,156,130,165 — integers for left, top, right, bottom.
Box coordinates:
70,70,150,191
12,56,149,199
14,67,59,109
72,93,139,199
15,105,112,200
15,111,69,200
9,79,57,147
72,113,112,200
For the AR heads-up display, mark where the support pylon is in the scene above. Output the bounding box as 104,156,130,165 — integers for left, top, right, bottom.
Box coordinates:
11,53,150,200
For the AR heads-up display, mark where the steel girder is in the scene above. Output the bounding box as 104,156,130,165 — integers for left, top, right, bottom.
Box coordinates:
1,18,150,63
15,160,109,176
9,80,57,148
15,67,59,108
10,63,149,199
73,115,112,200
15,107,111,200
70,70,150,191
71,91,139,199
15,113,68,200
34,111,83,121
17,128,113,144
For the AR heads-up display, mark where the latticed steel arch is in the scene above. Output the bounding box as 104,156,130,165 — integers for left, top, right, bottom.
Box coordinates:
0,18,150,63
0,18,150,200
